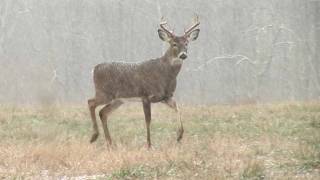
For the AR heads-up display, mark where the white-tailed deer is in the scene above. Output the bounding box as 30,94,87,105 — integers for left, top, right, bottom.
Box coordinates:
88,16,200,148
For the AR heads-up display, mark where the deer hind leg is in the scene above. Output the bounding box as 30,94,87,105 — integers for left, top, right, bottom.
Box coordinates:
99,99,123,146
88,95,111,143
88,98,100,143
163,98,184,142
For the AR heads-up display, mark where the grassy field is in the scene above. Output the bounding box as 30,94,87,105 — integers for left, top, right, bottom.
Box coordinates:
0,102,319,179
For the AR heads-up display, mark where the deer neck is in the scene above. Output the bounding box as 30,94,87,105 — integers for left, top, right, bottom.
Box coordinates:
163,48,183,65
161,49,183,77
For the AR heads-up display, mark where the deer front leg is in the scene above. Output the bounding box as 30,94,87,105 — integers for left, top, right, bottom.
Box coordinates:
142,98,152,148
162,98,184,142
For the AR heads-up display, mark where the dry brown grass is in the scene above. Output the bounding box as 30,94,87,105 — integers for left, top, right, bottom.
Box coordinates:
0,102,319,179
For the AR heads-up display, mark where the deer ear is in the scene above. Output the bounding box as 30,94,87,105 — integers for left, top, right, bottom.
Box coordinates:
158,29,171,42
187,29,200,41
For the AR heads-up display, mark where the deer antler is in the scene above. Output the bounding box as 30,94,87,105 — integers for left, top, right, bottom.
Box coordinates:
184,14,200,36
160,17,174,37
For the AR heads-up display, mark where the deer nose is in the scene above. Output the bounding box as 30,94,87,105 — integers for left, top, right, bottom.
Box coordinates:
179,52,187,60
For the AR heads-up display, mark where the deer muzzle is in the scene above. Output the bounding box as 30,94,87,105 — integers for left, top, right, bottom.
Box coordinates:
178,52,187,60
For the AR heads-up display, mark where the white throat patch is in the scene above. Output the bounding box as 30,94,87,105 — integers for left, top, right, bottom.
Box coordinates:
171,58,183,65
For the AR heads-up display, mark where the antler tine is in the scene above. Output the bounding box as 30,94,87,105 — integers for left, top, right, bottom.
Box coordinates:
160,16,167,25
185,14,200,35
160,16,174,36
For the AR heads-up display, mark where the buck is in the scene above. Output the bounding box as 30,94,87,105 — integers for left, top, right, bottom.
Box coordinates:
88,16,200,148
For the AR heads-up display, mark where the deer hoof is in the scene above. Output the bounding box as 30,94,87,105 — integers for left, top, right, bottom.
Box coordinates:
177,128,184,142
90,133,99,143
144,143,154,150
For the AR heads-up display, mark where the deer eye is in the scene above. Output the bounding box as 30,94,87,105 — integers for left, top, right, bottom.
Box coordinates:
172,43,177,47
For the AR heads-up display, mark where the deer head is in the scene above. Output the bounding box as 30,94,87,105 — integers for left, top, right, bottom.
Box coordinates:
158,15,200,63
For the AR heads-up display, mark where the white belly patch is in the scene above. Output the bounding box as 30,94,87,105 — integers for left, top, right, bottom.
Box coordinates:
119,97,142,103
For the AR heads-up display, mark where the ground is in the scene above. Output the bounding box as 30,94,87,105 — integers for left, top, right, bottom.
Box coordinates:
0,102,319,179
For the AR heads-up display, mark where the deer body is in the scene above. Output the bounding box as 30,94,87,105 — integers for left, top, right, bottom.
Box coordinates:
88,16,200,148
93,56,181,103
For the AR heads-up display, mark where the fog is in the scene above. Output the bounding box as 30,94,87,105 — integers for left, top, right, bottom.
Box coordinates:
0,0,319,105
